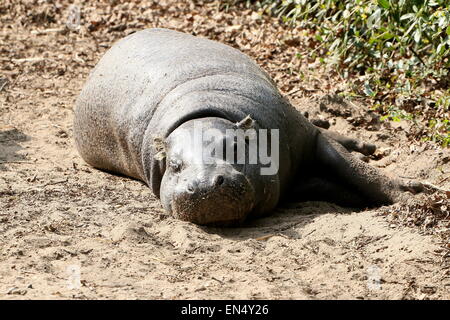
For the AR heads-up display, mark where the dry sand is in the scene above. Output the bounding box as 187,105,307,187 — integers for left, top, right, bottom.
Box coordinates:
1,0,449,299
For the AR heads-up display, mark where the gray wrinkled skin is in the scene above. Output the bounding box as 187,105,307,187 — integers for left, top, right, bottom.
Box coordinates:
74,28,422,226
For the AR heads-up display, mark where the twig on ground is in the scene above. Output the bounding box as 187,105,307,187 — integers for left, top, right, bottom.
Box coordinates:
30,28,65,35
12,57,45,64
40,178,68,188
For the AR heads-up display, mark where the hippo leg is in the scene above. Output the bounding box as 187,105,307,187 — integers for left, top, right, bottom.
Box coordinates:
292,133,422,207
317,133,423,204
318,128,376,156
305,113,376,156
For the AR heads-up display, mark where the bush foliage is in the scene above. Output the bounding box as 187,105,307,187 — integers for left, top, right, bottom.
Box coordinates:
274,0,449,72
234,0,450,146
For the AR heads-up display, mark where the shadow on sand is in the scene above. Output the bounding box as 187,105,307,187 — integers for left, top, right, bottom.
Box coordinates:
200,201,357,241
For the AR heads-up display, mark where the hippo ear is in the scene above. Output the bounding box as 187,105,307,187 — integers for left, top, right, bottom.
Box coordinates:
152,136,167,161
235,115,256,130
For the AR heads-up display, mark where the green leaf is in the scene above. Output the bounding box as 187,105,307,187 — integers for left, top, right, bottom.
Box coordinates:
329,38,341,51
447,25,450,35
400,13,415,21
343,9,351,19
368,8,382,28
378,0,390,9
413,29,422,43
438,16,447,28
381,32,395,40
436,42,445,55
404,80,411,93
364,82,377,97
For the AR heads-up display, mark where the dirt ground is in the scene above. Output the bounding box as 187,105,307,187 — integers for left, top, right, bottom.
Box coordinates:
1,0,449,299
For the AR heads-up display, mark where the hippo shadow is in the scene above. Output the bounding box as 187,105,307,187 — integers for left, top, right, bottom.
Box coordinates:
0,128,31,171
201,201,356,241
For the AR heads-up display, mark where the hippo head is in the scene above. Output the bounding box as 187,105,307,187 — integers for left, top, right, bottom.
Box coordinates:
156,116,280,226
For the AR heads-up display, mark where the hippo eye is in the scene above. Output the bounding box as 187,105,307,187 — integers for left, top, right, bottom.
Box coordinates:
169,159,182,172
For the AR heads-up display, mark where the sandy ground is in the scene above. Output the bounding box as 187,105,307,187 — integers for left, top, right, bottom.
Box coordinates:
1,0,449,299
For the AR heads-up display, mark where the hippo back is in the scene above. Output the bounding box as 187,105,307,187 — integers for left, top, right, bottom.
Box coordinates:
74,28,313,192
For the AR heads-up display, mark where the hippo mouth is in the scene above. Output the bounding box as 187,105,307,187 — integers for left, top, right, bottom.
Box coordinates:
170,173,256,226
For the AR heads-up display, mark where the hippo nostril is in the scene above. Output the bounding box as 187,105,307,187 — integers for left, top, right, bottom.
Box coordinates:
214,175,224,186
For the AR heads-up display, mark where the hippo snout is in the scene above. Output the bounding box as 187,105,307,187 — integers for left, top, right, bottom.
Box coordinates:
186,174,225,193
170,171,256,226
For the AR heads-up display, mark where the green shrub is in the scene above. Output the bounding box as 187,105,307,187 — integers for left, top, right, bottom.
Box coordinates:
261,0,449,145
272,1,448,73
